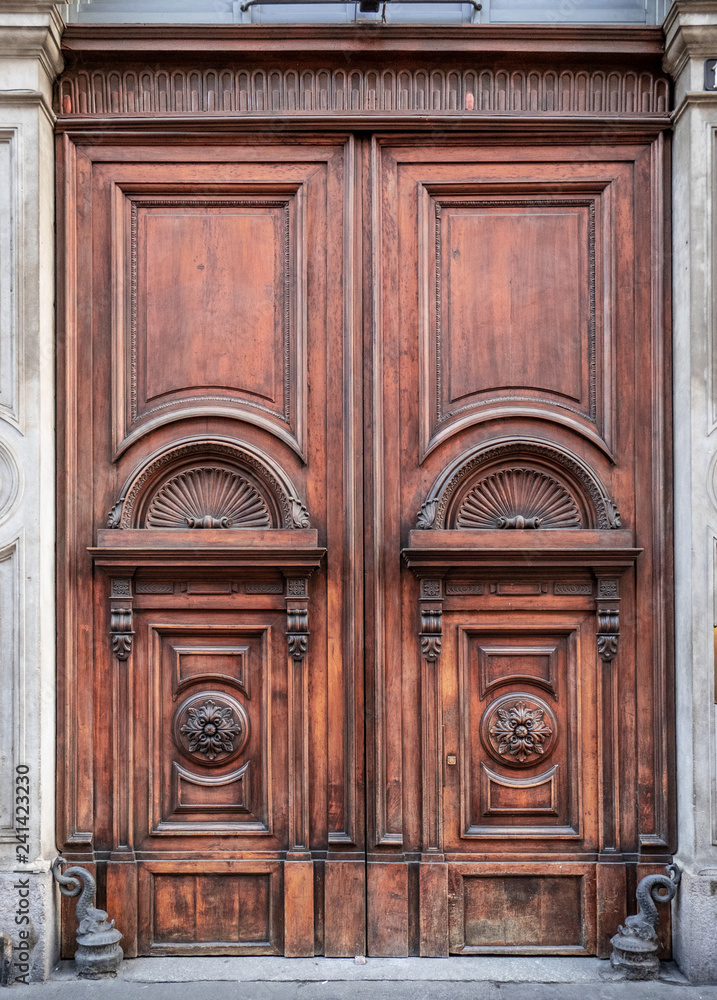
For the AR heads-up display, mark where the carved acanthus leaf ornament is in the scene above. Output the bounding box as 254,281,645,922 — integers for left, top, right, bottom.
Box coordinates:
174,692,249,764
482,694,557,767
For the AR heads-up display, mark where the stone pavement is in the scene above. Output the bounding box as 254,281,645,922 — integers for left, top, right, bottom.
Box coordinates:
4,958,717,998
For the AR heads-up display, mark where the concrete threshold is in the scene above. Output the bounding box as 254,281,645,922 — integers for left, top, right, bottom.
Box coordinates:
49,956,689,985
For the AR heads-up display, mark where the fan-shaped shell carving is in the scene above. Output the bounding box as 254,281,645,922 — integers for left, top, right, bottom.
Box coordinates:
415,437,620,530
108,437,310,529
146,467,272,529
455,468,581,530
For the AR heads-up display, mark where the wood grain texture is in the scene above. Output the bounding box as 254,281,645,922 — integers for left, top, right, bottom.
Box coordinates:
324,860,366,957
112,192,307,458
375,131,671,954
138,862,282,955
419,862,449,957
367,862,409,957
283,860,314,957
58,134,362,955
57,64,669,119
446,617,590,841
56,30,672,957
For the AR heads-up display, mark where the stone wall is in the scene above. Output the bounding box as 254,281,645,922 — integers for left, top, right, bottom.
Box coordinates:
0,0,62,983
1,0,716,983
665,0,717,985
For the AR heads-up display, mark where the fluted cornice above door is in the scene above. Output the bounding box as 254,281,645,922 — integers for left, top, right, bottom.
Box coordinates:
56,24,671,125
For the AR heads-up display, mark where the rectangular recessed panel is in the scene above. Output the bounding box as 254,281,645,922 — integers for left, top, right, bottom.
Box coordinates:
478,642,558,697
446,208,585,404
174,761,251,814
0,133,18,424
150,625,271,834
152,873,271,945
186,581,234,595
492,582,546,596
462,876,583,948
482,764,558,815
115,188,307,457
172,641,249,694
459,625,582,838
143,209,281,403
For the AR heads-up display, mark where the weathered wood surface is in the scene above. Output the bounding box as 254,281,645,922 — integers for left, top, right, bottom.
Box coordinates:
56,28,673,959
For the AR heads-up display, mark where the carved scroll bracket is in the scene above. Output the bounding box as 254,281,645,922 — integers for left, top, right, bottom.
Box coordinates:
285,576,309,660
285,576,310,856
419,578,444,662
595,576,620,662
418,577,445,857
109,577,134,660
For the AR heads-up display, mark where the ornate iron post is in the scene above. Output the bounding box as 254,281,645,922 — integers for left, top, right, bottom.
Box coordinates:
610,864,681,980
52,858,123,978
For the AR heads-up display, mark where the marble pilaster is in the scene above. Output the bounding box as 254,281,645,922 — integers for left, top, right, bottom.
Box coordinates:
0,0,63,983
665,1,717,984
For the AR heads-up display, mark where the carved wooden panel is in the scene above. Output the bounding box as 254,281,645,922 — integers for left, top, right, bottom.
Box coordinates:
57,59,671,959
142,621,273,837
59,132,363,958
419,189,610,460
453,621,587,840
57,62,670,120
112,190,306,458
448,869,594,954
372,129,671,958
416,438,621,531
138,862,282,955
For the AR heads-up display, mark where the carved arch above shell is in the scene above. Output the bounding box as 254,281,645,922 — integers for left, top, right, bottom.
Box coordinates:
108,437,310,530
416,438,620,531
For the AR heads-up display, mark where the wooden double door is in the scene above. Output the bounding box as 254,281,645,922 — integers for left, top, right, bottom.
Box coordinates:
58,128,673,958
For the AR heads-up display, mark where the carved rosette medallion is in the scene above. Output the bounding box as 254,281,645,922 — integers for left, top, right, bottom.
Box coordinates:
173,691,249,766
481,693,557,767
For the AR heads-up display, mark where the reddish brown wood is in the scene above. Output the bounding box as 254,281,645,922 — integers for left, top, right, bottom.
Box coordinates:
58,133,362,956
419,862,449,957
56,29,672,959
370,132,673,955
284,861,314,957
367,862,409,957
324,860,366,957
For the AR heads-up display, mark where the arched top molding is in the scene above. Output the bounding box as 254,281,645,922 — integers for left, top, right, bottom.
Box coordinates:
107,436,310,530
416,437,621,531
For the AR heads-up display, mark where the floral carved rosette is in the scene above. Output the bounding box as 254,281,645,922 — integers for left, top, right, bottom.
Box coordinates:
173,691,249,766
481,693,557,767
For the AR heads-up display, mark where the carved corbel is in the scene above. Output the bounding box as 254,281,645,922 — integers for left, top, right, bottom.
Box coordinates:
285,576,309,659
418,577,444,858
596,577,620,662
285,577,310,856
419,579,443,661
109,578,133,660
416,500,437,530
286,609,309,659
420,610,443,661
